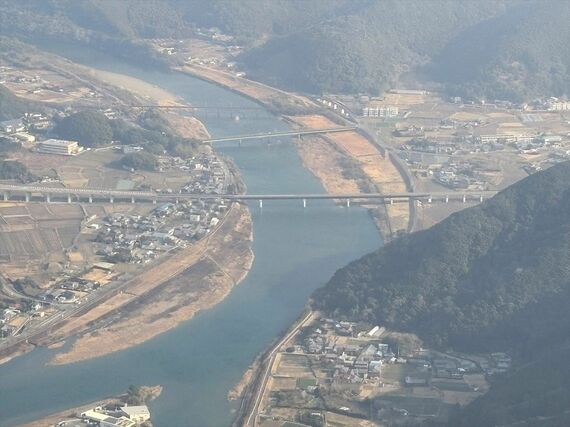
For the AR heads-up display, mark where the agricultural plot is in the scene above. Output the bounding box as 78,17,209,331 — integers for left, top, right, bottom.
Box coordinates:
375,395,441,417
0,203,85,266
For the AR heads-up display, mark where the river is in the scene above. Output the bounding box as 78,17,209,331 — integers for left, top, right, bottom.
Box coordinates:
0,46,382,427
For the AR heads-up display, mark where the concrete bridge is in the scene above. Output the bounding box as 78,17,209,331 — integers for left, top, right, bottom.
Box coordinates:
0,184,497,207
130,105,265,111
85,104,265,111
204,126,356,144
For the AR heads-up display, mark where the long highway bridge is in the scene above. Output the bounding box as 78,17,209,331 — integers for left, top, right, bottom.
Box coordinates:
86,104,266,111
0,184,497,207
204,126,356,143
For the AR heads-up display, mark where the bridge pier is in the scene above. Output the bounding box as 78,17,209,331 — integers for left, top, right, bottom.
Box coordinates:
389,198,394,205
131,197,135,204
479,195,484,202
303,198,307,208
346,199,350,208
462,194,466,203
153,199,157,205
67,194,72,204
259,199,263,209
445,195,449,203
25,193,30,202
238,139,242,147
46,194,51,203
88,195,93,204
427,196,432,203
109,196,114,204
3,192,8,202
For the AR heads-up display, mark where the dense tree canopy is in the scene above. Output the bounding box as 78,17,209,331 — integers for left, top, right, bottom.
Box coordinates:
314,161,570,353
314,162,570,426
0,137,21,156
1,0,567,101
0,160,36,183
0,85,36,121
121,152,157,171
54,110,113,147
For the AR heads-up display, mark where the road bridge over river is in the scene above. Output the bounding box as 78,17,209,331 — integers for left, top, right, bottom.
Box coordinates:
0,184,497,207
204,126,356,144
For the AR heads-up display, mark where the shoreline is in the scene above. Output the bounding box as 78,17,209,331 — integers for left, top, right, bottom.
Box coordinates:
178,64,410,239
172,65,411,415
44,65,254,365
0,52,255,367
14,385,162,427
48,202,253,365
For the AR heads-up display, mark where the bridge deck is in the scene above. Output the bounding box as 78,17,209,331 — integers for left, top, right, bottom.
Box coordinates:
0,184,497,201
204,126,356,143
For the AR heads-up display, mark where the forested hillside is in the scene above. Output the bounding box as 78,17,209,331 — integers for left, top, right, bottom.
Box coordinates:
429,0,570,102
1,0,567,101
314,162,570,425
448,340,570,427
0,0,168,67
313,161,570,352
0,85,38,121
241,0,511,94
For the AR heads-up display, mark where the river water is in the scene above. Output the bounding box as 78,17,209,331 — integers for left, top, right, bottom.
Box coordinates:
0,47,382,426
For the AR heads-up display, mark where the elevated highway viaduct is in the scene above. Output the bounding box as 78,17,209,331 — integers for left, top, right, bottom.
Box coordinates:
0,184,497,207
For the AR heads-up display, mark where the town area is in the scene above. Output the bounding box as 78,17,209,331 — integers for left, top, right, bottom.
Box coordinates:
252,315,511,427
0,49,244,363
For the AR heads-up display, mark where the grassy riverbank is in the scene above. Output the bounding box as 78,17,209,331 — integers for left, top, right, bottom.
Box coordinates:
43,62,254,365
178,64,410,237
0,47,254,366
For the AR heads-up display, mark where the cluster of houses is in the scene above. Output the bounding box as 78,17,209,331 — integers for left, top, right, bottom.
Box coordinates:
193,27,236,44
0,113,87,156
433,163,487,190
94,199,225,264
158,153,228,195
393,125,425,138
401,138,457,156
0,307,25,337
297,318,509,392
38,276,102,304
301,322,400,385
0,300,47,337
0,113,51,144
481,352,512,376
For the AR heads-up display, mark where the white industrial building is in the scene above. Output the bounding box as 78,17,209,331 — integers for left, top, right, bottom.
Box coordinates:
362,106,399,118
81,409,136,427
120,405,151,423
36,138,83,155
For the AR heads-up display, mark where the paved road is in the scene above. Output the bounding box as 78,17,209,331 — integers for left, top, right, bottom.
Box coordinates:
0,183,497,202
244,311,315,427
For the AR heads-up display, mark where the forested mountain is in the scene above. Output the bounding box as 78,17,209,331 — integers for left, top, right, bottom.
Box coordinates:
1,0,567,101
0,0,168,67
314,161,570,351
429,0,570,102
0,85,39,121
448,340,570,427
241,0,511,94
314,162,570,425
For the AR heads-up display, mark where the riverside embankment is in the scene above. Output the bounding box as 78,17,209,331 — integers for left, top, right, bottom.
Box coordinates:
0,44,382,427
0,48,254,368
179,64,411,237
